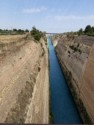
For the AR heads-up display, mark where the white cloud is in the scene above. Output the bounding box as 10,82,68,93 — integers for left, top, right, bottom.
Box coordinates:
23,7,47,14
54,15,94,21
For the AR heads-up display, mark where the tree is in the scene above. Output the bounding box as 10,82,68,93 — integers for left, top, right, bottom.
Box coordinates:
17,29,25,34
31,27,43,41
25,29,29,32
0,29,2,31
13,29,17,32
92,27,94,32
78,28,83,35
84,25,93,34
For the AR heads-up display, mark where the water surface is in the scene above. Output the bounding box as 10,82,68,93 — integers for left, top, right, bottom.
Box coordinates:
48,37,82,124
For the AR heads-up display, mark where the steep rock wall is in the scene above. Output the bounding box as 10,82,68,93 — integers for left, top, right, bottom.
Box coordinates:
80,44,94,123
0,35,49,123
53,35,94,123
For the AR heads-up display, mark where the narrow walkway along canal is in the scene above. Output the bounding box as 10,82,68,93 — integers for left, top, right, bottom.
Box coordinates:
48,36,82,124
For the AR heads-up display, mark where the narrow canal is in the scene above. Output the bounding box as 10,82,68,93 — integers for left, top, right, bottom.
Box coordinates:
48,36,82,124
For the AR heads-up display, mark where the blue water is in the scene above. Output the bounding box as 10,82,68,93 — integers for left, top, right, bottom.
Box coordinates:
48,37,82,124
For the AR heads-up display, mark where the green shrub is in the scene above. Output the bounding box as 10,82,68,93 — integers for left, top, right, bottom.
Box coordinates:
69,44,82,54
31,27,43,42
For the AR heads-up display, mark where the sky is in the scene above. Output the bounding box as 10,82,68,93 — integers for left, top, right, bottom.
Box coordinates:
0,0,94,33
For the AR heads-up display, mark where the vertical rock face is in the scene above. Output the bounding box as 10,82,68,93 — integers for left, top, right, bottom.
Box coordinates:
24,39,49,124
53,35,94,123
0,35,49,123
81,44,94,123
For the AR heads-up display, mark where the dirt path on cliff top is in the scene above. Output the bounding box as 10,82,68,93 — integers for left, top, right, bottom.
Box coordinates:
0,39,43,122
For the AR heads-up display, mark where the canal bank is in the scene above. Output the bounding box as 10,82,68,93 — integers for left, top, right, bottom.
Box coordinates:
48,36,82,124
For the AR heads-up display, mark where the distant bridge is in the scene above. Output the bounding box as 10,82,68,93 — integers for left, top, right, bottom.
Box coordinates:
46,33,62,35
46,33,63,36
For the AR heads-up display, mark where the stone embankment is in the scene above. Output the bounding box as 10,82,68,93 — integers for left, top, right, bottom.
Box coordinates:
0,35,49,123
52,34,94,123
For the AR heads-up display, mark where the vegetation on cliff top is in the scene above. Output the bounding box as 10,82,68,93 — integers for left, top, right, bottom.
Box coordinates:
0,29,29,35
78,25,94,36
31,27,46,42
0,27,46,43
66,25,94,37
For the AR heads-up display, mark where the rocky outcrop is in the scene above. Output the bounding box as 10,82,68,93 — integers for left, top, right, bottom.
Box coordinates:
0,35,49,123
53,35,94,123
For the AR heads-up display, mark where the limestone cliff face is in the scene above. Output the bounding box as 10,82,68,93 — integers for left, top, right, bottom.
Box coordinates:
80,44,94,123
53,35,94,123
0,35,49,123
